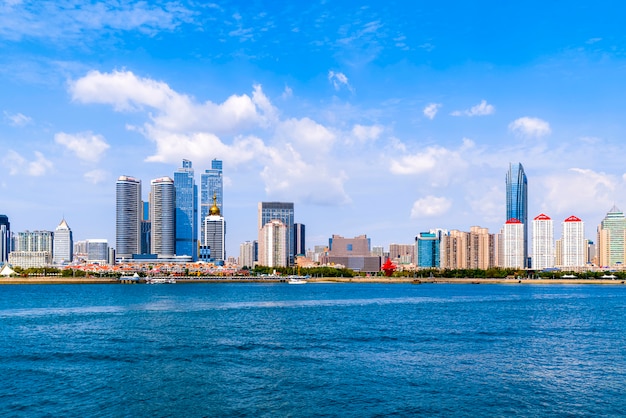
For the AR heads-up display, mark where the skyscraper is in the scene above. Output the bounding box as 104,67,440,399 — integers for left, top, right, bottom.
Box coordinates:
0,215,9,263
532,214,554,270
506,163,528,267
294,223,306,256
503,218,525,269
201,159,223,245
258,202,295,265
259,220,287,267
416,231,442,268
204,195,225,262
53,218,73,265
562,215,585,268
597,205,626,268
150,177,176,256
116,175,142,259
174,159,198,260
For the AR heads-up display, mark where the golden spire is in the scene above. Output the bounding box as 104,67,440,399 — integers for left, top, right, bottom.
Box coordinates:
209,193,221,216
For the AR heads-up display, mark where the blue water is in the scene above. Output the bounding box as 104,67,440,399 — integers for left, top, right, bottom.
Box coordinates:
1,283,626,417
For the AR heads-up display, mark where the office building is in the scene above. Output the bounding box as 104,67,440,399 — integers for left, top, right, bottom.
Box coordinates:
389,243,415,265
86,239,109,263
258,202,295,265
201,159,223,245
174,159,198,260
204,195,226,262
53,218,73,265
150,177,176,256
416,230,443,268
239,240,256,269
10,230,54,268
532,213,554,270
0,215,9,263
258,220,287,267
506,163,528,267
116,175,142,259
561,215,585,268
597,206,626,268
294,223,306,256
503,218,525,269
322,234,381,273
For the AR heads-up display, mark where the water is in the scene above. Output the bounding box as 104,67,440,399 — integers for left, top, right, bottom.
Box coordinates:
1,283,626,417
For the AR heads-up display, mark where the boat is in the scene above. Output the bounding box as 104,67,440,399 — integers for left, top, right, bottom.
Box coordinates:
288,277,307,285
146,277,176,284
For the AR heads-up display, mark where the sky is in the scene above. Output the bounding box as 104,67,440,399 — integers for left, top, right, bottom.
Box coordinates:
2,0,626,257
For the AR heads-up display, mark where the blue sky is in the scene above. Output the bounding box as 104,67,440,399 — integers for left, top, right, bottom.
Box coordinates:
2,0,626,257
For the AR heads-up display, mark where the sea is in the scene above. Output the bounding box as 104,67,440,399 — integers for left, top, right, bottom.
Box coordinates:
1,282,626,417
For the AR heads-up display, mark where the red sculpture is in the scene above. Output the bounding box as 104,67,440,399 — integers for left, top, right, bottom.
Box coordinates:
381,258,396,277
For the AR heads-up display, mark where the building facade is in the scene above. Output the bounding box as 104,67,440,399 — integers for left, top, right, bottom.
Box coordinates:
561,215,585,268
506,163,528,267
10,230,54,268
258,202,295,265
294,223,306,257
86,239,109,263
416,231,441,268
150,177,176,256
203,195,225,262
503,219,525,269
116,175,142,259
532,213,554,270
259,220,287,267
201,159,223,245
239,241,256,269
0,215,9,263
53,218,73,265
597,206,626,268
174,159,198,260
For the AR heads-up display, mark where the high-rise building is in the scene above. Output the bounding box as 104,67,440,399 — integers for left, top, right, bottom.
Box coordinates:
204,195,226,262
294,223,306,256
416,231,442,268
141,201,151,255
239,241,256,269
258,202,295,265
116,176,142,259
597,206,626,268
532,213,554,270
201,159,223,245
0,215,9,263
503,218,525,269
441,229,469,269
86,239,109,263
389,243,415,265
506,163,528,267
150,177,176,256
174,159,198,260
468,226,494,269
53,218,73,265
10,230,54,268
259,220,287,267
561,215,585,268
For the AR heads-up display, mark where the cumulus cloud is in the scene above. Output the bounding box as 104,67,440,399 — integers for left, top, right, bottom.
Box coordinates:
55,131,110,162
351,124,383,143
328,70,353,92
276,117,336,152
3,150,52,176
3,111,32,126
423,103,441,120
410,196,452,218
451,100,495,117
508,117,551,138
543,168,615,214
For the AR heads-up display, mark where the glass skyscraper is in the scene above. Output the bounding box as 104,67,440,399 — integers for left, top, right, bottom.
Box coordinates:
174,159,198,260
53,218,73,265
150,177,176,256
116,175,142,259
201,159,223,246
0,215,9,263
597,205,626,267
416,231,441,268
506,163,528,267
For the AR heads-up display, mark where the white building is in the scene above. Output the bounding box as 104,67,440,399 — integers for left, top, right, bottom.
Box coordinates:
503,218,525,269
532,213,554,270
87,239,109,263
561,215,585,268
258,220,287,267
150,176,176,256
239,241,256,268
53,218,73,265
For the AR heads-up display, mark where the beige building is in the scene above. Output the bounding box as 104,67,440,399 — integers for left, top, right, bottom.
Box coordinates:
258,220,287,267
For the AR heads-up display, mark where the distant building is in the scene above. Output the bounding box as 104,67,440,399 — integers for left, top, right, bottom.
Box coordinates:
116,176,142,259
506,163,528,267
468,226,494,269
389,243,415,265
201,159,223,245
294,223,306,256
53,218,73,265
259,220,287,267
0,215,10,263
174,159,198,260
532,214,554,270
204,195,225,262
258,202,294,266
150,176,176,256
323,234,381,273
416,231,442,268
239,241,256,269
10,230,54,268
86,239,109,263
561,215,585,268
597,206,626,268
503,219,525,269
441,230,469,269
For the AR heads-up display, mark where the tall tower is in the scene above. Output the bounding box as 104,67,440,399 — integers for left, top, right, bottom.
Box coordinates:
597,205,626,268
259,220,287,267
294,223,306,257
201,159,223,245
532,214,554,270
150,177,176,256
0,215,9,263
258,202,295,265
506,163,528,267
562,216,585,268
53,218,73,265
174,159,198,260
204,194,226,262
116,176,142,259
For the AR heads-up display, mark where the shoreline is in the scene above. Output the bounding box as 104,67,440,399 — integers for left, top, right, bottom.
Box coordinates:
0,276,625,285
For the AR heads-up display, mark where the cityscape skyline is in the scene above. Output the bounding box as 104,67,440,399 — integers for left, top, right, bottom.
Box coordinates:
2,2,626,257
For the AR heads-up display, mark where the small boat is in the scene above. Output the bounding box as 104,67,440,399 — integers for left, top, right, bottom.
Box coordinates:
288,278,307,285
146,277,176,284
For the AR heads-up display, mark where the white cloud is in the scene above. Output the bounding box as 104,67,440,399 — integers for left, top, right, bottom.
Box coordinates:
84,169,108,184
276,117,336,152
410,196,452,218
351,124,383,143
423,103,441,120
281,85,293,99
55,131,110,162
543,168,615,214
3,111,32,126
508,117,551,138
328,70,353,92
3,150,52,176
451,100,495,117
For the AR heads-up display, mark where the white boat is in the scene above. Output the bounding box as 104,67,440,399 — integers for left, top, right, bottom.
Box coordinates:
288,278,307,285
146,277,176,284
